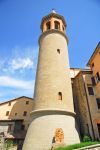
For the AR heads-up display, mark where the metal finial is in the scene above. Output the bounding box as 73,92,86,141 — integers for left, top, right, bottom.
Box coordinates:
52,9,56,14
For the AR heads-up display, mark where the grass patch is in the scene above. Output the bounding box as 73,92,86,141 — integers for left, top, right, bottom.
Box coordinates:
54,141,100,150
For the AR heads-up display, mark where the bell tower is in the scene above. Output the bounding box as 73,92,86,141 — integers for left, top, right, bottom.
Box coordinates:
22,10,80,150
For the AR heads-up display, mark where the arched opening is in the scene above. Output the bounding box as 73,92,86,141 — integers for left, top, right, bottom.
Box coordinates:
62,26,65,31
54,21,60,30
46,21,51,30
58,92,62,100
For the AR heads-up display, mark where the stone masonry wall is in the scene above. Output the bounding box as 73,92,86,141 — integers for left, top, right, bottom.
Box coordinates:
72,72,93,139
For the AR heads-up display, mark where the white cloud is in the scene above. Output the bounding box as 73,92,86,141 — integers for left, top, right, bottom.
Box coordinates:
10,58,33,70
0,46,38,101
0,46,38,75
0,76,34,90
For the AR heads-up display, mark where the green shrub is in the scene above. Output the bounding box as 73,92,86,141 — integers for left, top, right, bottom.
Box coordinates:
83,135,91,142
5,140,13,149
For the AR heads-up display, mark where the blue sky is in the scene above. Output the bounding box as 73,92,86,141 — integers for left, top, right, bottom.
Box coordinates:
0,0,100,102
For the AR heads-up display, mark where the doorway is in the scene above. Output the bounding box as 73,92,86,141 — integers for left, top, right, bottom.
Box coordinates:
97,124,100,137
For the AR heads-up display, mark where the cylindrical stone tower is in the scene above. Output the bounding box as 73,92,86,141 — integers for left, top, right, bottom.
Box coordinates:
23,10,80,150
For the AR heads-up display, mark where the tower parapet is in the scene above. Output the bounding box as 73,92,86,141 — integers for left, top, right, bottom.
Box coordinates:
41,10,66,33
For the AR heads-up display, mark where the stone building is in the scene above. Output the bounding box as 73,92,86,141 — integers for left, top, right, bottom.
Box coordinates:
87,42,100,140
70,68,100,141
0,96,33,146
87,42,100,97
22,10,80,150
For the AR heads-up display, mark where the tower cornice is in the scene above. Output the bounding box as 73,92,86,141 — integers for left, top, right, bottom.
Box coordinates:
39,29,68,45
31,109,76,118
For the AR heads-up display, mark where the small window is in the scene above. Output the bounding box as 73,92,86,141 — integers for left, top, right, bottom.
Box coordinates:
91,63,94,68
95,72,100,83
58,92,62,100
46,21,50,30
6,111,9,116
91,77,96,86
26,101,29,104
57,49,60,54
15,113,17,116
8,102,11,106
88,86,94,95
96,98,100,109
23,111,27,116
54,21,60,30
21,124,25,130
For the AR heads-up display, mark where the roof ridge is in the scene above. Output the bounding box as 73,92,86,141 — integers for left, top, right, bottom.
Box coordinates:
0,96,33,105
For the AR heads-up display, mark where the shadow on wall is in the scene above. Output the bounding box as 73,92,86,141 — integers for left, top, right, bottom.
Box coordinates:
8,98,33,121
6,98,33,149
75,116,81,141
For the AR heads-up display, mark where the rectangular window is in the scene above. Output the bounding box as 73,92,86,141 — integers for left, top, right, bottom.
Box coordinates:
96,98,100,109
95,72,100,83
91,77,96,86
58,92,62,100
88,86,94,95
8,102,11,106
23,111,27,116
26,101,29,104
6,111,9,116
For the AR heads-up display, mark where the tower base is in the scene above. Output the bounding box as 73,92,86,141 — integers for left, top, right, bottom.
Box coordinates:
22,110,80,150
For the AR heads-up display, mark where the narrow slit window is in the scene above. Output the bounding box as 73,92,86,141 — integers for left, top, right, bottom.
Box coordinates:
15,113,17,116
6,111,9,116
58,92,62,100
57,49,60,54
